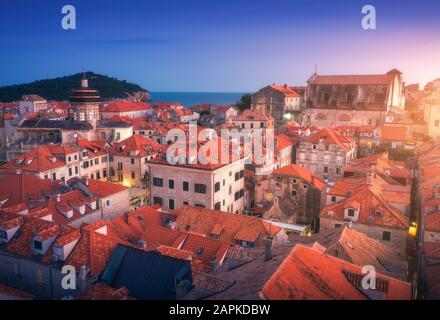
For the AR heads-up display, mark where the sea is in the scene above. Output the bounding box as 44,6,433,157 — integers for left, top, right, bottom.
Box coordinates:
150,92,247,108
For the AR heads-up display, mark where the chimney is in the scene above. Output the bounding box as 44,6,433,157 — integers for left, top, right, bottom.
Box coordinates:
175,279,191,300
210,256,219,272
137,240,147,249
367,172,373,185
79,264,89,281
264,237,273,261
125,212,130,225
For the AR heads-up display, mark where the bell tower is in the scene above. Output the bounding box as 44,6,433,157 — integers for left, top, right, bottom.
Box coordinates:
69,72,100,127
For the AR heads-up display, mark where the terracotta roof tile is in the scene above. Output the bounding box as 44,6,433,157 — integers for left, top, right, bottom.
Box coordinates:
261,245,411,300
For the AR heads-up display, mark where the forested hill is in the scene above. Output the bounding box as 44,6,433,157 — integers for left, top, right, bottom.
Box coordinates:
0,72,149,102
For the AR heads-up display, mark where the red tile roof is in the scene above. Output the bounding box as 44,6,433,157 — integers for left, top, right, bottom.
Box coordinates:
426,264,440,296
0,283,33,299
425,212,440,232
304,128,353,152
108,134,162,158
86,179,128,198
311,72,397,86
78,283,130,300
5,217,74,262
424,242,440,260
65,228,124,277
261,244,411,300
0,174,62,211
344,153,410,181
101,102,152,113
172,206,282,247
378,126,408,142
321,185,409,229
270,85,301,97
324,227,407,276
0,146,67,173
275,134,294,151
273,164,326,191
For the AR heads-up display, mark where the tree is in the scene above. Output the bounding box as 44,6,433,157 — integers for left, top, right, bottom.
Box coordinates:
236,93,252,112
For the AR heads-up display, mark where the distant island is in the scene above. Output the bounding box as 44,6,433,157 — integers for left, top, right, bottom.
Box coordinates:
0,72,150,102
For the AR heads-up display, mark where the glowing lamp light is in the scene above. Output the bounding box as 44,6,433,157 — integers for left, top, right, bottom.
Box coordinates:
408,222,417,237
284,113,292,120
122,179,131,188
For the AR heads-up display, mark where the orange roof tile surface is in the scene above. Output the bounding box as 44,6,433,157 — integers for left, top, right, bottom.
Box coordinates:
273,164,326,191
261,245,411,300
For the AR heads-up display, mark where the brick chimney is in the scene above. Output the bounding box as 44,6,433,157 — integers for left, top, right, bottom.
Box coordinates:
264,237,273,261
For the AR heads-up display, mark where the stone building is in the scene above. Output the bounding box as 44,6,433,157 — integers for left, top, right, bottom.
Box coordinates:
296,128,356,182
320,183,409,254
270,164,326,228
303,69,406,128
147,139,246,213
252,84,304,125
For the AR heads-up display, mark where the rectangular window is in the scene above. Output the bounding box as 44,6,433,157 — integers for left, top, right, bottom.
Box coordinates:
0,229,7,239
95,158,99,165
214,202,221,210
34,240,42,250
195,203,205,208
169,179,175,189
96,172,101,180
235,172,240,181
153,197,163,206
331,196,337,203
102,156,107,163
153,177,163,187
323,166,328,173
240,170,245,179
215,182,220,192
347,209,355,217
109,155,114,162
183,181,189,191
103,169,107,178
131,172,136,179
68,168,72,176
195,184,207,194
335,224,342,229
52,173,56,181
131,158,135,165
68,156,71,162
117,162,123,171
169,199,175,210
75,166,79,174
383,231,391,241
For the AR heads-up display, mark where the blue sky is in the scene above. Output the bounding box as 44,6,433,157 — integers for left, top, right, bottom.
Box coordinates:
0,0,439,91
